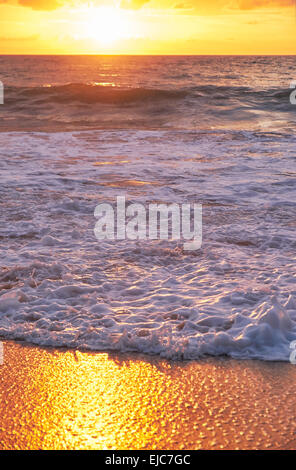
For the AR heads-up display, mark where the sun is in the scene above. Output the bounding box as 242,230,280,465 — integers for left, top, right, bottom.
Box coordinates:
84,7,132,45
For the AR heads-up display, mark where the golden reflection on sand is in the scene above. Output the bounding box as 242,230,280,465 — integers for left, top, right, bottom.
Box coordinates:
1,341,296,450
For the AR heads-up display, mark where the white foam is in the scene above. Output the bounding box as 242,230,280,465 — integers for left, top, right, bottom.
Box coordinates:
0,129,295,360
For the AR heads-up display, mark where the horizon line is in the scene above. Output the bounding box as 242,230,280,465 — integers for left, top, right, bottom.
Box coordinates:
0,53,296,56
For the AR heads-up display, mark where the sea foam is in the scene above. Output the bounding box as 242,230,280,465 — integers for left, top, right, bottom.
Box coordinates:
0,129,295,361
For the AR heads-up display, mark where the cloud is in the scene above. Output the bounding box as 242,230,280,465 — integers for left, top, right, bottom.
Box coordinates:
18,0,60,9
174,2,194,9
237,0,293,8
175,0,294,13
120,0,150,8
0,0,293,12
0,0,151,11
0,34,39,40
0,0,61,9
174,0,231,13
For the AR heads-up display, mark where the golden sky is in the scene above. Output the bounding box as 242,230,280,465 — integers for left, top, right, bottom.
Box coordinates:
0,0,295,54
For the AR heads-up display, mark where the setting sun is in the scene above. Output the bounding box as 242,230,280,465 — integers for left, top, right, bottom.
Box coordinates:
0,0,295,54
83,6,134,45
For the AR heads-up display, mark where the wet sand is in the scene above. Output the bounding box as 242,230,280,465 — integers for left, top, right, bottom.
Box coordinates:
0,340,295,450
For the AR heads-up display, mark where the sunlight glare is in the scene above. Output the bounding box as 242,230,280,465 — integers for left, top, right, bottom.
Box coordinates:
84,7,132,45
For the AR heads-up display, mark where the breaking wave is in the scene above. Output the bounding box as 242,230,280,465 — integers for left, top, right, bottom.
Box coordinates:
1,82,294,132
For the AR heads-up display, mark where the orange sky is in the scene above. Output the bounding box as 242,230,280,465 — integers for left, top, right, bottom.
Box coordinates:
0,0,295,54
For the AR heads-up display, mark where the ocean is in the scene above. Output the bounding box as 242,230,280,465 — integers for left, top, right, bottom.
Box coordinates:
0,55,295,361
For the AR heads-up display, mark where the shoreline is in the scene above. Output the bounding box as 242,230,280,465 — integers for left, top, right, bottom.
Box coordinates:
0,340,296,450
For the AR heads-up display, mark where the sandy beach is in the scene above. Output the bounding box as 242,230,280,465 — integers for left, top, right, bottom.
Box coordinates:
0,340,295,450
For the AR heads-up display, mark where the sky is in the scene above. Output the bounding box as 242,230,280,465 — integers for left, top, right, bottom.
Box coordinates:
0,0,295,54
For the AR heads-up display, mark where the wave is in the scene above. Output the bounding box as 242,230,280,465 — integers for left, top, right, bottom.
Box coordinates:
0,124,295,362
5,83,188,105
0,268,295,361
1,83,295,132
4,83,294,106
